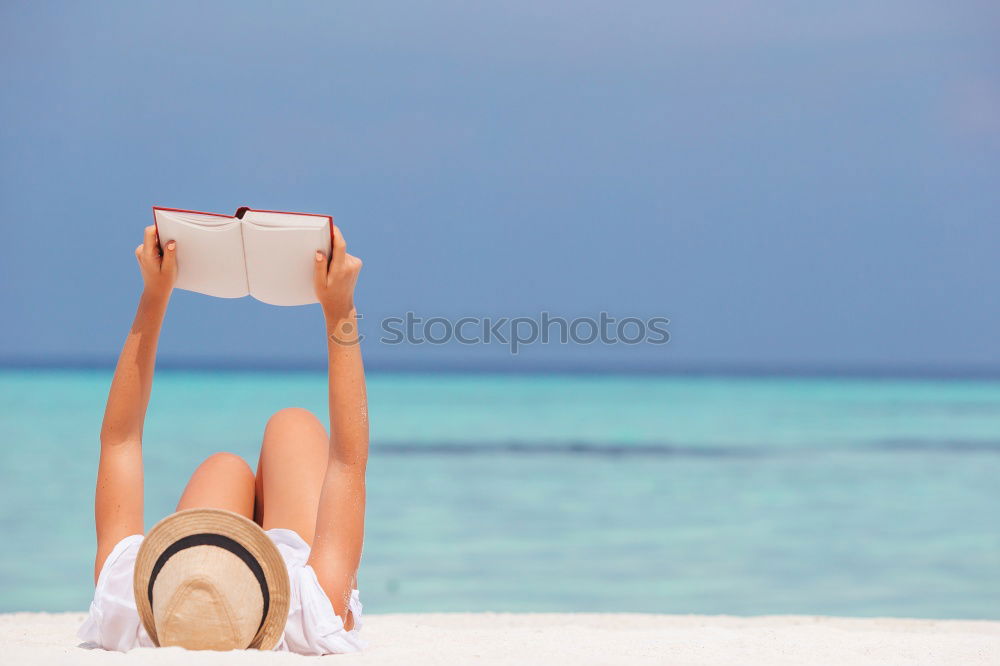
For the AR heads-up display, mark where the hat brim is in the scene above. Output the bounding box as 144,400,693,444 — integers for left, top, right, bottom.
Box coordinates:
133,508,290,650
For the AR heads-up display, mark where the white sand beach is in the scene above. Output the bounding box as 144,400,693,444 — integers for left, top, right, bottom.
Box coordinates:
3,612,998,665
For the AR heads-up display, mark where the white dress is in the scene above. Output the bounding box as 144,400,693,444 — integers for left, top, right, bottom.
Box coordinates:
78,528,366,655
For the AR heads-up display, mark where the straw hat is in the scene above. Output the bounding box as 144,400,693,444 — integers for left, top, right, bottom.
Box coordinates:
133,508,290,651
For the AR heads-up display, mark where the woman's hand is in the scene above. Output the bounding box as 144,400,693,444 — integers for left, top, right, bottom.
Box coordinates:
314,225,363,324
136,225,177,301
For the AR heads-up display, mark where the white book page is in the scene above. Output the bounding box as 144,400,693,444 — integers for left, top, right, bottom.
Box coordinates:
153,209,249,298
241,211,332,306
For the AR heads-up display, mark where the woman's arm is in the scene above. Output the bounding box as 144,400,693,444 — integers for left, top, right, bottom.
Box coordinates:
306,226,368,628
94,226,176,581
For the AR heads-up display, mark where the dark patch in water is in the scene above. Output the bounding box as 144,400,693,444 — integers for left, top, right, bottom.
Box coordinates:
372,439,1000,457
373,442,762,457
873,439,1000,453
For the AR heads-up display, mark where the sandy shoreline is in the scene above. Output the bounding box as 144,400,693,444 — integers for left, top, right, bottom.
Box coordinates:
3,612,998,665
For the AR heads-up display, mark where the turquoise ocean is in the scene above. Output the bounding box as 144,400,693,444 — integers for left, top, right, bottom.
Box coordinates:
1,369,998,618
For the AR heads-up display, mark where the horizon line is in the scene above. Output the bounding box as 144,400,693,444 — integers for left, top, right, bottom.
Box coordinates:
2,356,1000,380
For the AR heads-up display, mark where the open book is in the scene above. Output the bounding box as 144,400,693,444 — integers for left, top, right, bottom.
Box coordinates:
153,206,333,306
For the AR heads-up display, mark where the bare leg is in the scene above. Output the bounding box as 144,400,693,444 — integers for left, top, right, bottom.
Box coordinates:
254,408,329,545
176,452,256,519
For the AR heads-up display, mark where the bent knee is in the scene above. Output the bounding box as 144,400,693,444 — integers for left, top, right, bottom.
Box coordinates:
265,407,323,433
198,452,254,481
262,408,328,460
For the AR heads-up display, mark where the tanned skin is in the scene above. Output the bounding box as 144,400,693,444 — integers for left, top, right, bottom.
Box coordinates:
94,224,367,629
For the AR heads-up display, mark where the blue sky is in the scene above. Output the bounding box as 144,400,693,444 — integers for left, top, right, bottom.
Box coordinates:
1,2,997,371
